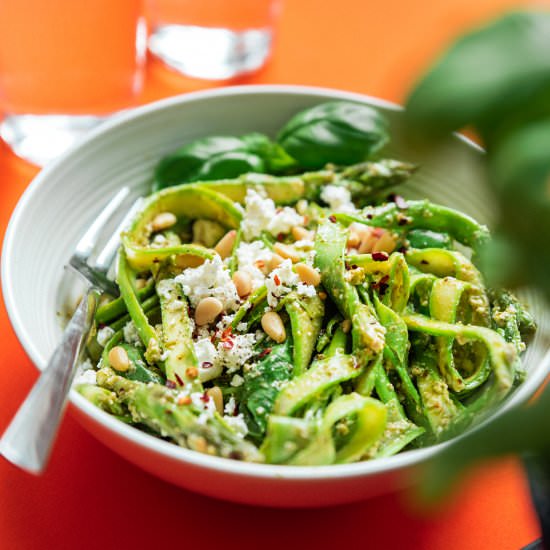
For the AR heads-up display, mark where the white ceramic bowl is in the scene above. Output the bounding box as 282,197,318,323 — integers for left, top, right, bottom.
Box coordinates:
3,85,550,507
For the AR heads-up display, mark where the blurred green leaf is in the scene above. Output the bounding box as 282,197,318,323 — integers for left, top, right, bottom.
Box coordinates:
419,385,550,503
406,11,550,142
405,9,550,506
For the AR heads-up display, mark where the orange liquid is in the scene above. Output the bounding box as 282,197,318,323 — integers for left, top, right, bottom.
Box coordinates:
147,0,277,30
0,0,145,115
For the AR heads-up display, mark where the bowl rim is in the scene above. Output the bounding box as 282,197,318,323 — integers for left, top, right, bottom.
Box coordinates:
2,83,548,481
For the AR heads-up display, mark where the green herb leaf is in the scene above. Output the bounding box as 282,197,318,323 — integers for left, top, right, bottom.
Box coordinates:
278,101,389,169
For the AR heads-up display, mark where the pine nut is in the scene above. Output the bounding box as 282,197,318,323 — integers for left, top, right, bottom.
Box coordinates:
232,270,252,297
214,230,237,259
175,254,205,269
351,222,371,240
152,212,177,232
189,434,208,453
347,231,361,249
207,386,224,415
341,319,352,333
273,243,300,263
295,263,321,286
269,253,284,271
291,226,313,241
108,346,130,372
358,227,379,254
319,291,328,300
372,230,397,254
254,259,269,275
195,297,224,325
261,311,286,343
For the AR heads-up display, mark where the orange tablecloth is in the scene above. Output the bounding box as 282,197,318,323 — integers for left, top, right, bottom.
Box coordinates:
0,1,541,548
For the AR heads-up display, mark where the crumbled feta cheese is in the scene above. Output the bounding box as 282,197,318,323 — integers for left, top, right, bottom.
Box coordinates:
269,206,304,236
265,259,300,306
215,314,235,333
236,322,248,332
241,189,303,240
175,255,240,311
297,282,318,298
224,396,237,416
236,240,272,289
96,326,115,347
223,414,248,437
80,358,94,370
151,233,169,248
264,259,318,306
190,391,217,417
123,321,142,347
194,338,223,382
74,368,97,386
218,333,256,374
321,184,358,213
230,374,245,387
240,189,275,240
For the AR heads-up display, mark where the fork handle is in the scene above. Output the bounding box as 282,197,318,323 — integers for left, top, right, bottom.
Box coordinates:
0,287,100,474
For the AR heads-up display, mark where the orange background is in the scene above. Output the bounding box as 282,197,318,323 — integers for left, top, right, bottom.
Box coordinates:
0,1,541,549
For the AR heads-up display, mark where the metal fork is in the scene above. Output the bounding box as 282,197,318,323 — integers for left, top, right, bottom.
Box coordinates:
0,187,139,474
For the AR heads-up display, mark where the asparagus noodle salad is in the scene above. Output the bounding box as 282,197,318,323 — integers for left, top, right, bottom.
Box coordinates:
75,101,535,465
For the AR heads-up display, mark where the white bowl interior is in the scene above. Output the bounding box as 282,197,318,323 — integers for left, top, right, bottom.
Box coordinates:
3,86,550,506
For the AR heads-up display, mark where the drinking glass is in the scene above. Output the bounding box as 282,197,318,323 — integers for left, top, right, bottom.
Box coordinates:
147,0,280,80
0,0,147,166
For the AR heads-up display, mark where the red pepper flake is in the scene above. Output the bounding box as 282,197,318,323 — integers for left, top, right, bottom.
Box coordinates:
221,326,233,340
328,215,337,223
166,380,177,389
201,361,214,369
276,232,285,242
178,395,192,406
303,215,310,224
174,373,185,386
398,246,408,254
222,339,234,350
372,251,389,262
255,259,266,269
366,213,373,220
210,334,217,343
259,347,272,358
274,274,281,286
200,392,210,403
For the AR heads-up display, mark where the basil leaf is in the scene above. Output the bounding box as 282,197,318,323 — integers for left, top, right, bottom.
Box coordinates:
277,101,389,169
